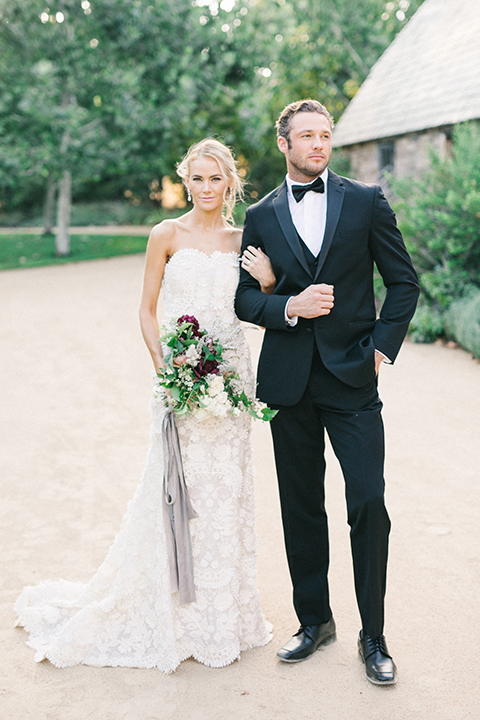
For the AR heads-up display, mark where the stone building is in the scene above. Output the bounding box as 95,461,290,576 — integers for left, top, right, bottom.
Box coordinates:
332,0,480,186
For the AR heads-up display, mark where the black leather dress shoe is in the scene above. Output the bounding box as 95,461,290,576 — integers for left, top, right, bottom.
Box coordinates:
276,617,336,663
358,630,397,685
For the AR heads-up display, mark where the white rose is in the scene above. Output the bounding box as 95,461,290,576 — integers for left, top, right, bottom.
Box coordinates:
185,344,200,366
193,407,209,422
207,375,224,396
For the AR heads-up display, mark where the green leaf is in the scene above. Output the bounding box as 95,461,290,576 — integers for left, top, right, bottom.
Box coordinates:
169,385,181,401
260,407,279,422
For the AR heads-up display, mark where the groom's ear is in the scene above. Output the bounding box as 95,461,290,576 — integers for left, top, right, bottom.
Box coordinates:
277,135,288,155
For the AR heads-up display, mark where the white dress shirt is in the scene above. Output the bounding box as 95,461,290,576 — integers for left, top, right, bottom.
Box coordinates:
286,169,329,257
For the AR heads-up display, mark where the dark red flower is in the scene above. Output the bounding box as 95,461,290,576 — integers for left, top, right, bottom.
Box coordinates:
177,315,202,338
193,358,219,378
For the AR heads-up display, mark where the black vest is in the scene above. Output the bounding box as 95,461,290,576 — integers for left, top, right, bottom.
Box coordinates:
297,231,319,276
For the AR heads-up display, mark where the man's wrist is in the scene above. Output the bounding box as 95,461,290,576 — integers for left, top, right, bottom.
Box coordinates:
375,349,391,364
286,295,297,318
285,297,298,327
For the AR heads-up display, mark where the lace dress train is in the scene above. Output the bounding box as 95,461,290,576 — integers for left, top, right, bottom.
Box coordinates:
15,249,272,672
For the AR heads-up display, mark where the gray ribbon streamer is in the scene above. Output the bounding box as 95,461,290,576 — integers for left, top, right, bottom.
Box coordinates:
162,407,198,605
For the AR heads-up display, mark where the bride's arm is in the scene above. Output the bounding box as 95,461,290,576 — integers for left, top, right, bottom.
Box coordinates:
139,222,172,372
241,245,276,294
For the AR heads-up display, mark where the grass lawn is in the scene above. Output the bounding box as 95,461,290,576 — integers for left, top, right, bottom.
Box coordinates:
0,233,148,270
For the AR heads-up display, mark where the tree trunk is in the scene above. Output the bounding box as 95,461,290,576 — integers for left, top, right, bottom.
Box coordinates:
43,172,56,235
55,170,71,256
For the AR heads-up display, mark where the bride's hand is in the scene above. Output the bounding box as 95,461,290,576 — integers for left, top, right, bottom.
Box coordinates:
241,246,276,294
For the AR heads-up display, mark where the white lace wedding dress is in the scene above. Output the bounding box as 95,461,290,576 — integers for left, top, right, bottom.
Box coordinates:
15,248,272,672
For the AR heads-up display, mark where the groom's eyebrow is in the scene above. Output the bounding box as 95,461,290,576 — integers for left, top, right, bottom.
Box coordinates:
299,128,331,135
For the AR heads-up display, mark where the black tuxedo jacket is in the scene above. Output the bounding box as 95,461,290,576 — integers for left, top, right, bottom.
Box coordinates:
235,171,420,406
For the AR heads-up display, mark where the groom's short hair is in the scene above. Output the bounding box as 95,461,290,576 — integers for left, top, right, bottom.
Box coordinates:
276,99,334,145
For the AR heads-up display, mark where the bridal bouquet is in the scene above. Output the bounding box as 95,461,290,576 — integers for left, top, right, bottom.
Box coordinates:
155,315,277,422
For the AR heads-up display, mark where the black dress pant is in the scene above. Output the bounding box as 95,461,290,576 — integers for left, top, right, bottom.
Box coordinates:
270,350,391,639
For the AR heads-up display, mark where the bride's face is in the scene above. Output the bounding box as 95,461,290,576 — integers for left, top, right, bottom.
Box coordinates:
186,156,230,212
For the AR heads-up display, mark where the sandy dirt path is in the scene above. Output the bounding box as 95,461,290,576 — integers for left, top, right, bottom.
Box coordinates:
1,254,479,720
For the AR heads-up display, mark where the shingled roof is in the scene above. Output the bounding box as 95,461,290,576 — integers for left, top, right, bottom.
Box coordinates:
332,0,480,148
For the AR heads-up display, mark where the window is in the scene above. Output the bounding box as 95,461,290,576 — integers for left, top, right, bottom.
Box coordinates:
378,142,395,173
444,130,454,158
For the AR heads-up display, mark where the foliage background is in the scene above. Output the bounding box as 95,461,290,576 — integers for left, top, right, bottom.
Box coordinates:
0,0,423,221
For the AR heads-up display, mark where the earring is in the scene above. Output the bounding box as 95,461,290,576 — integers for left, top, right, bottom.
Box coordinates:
187,188,192,202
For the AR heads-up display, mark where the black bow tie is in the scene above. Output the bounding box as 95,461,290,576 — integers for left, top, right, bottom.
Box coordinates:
291,176,325,202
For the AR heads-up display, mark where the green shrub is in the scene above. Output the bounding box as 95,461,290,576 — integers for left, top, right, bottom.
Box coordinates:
445,287,480,359
0,201,184,228
408,301,445,344
70,202,152,226
391,121,480,341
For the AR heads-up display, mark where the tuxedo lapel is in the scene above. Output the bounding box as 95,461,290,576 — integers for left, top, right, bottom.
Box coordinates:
314,172,345,281
272,182,312,277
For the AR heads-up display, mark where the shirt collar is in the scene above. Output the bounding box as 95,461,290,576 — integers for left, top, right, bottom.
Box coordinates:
286,168,329,196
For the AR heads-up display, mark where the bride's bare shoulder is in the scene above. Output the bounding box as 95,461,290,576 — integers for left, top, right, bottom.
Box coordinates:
229,225,243,253
149,216,184,241
147,216,191,254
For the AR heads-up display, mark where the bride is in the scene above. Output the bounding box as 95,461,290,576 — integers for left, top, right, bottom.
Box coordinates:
15,138,276,673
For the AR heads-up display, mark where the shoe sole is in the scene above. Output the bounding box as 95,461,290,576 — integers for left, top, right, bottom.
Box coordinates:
276,632,337,663
358,650,398,685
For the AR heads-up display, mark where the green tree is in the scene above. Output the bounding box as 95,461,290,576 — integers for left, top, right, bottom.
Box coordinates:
0,0,281,240
226,0,425,196
1,0,125,252
0,0,425,231
1,0,221,250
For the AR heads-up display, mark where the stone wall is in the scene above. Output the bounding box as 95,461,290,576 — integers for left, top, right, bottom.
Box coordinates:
395,129,450,178
339,128,452,188
345,141,379,183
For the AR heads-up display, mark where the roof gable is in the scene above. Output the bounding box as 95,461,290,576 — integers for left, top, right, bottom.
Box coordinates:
332,0,480,147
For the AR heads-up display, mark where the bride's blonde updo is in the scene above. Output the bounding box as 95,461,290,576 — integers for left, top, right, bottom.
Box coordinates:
176,138,244,222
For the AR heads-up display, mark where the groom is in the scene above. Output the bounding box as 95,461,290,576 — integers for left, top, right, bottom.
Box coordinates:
235,99,419,685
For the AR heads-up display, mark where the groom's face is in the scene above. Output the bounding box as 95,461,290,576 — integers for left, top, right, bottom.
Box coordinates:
278,112,332,182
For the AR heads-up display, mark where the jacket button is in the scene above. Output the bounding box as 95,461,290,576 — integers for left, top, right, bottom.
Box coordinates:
306,327,312,334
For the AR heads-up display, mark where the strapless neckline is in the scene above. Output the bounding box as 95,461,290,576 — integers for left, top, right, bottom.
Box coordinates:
166,248,239,267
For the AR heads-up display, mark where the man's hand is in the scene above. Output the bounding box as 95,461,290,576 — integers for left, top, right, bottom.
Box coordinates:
375,350,384,376
287,284,334,319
